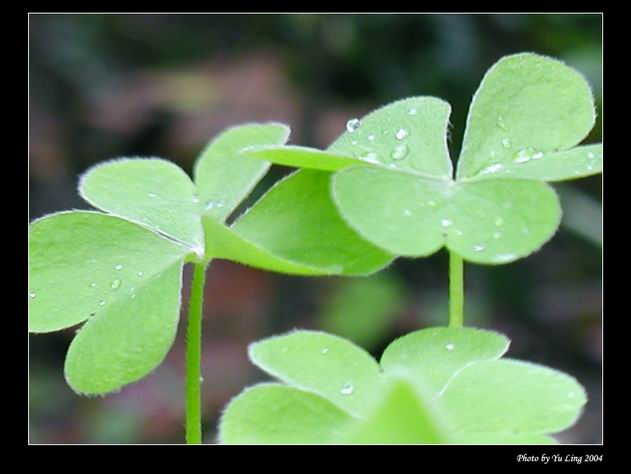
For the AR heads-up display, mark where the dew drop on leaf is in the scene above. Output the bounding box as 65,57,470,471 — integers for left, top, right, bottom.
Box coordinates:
473,243,487,252
29,292,36,299
445,343,455,352
428,200,437,206
321,348,329,354
493,231,502,239
501,138,511,149
407,108,417,115
111,279,121,290
148,193,157,198
495,254,516,262
192,197,200,203
532,152,544,160
403,209,412,217
441,218,452,228
137,271,144,277
395,128,409,140
115,264,123,271
340,383,354,395
359,151,379,164
480,163,503,175
495,217,504,226
346,118,361,133
454,230,463,236
205,199,225,211
368,134,376,141
391,144,409,160
98,300,106,306
90,282,97,288
497,114,508,131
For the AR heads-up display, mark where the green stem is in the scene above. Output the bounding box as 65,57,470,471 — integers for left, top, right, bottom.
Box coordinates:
448,251,464,328
185,262,207,444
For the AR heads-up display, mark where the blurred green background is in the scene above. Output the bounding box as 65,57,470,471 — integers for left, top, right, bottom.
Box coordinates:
28,13,602,444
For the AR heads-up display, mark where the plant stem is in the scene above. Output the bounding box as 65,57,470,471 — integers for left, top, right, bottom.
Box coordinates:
185,262,207,444
448,251,464,328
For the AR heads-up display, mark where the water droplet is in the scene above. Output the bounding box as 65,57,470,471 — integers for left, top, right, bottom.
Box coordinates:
497,115,508,131
495,254,516,262
568,391,575,398
367,134,376,141
98,300,106,306
441,219,452,228
501,138,511,149
340,383,354,396
359,151,379,164
445,343,455,352
455,230,463,236
513,148,537,163
346,118,361,133
192,197,200,203
199,376,204,383
148,193,157,198
473,243,487,252
321,348,329,354
395,128,409,140
137,271,144,277
90,282,97,288
391,144,409,160
115,264,123,271
532,152,544,160
29,292,36,299
351,140,358,145
428,200,437,207
205,199,225,211
111,279,121,290
495,217,504,226
587,152,595,159
480,163,503,175
407,108,417,115
403,209,412,217
131,293,136,299
493,232,502,239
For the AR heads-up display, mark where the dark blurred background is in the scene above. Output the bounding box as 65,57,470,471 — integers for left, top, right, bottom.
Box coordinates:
28,13,602,444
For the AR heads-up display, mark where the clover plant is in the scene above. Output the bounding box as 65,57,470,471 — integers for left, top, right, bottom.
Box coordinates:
219,328,586,444
28,123,393,444
29,52,602,444
219,53,602,444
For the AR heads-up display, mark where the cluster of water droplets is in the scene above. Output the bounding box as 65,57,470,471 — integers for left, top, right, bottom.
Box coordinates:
512,147,544,164
586,151,596,171
205,199,225,211
83,264,147,312
345,115,415,168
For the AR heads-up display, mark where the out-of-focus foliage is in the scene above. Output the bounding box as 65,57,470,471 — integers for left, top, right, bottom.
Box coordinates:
29,14,601,444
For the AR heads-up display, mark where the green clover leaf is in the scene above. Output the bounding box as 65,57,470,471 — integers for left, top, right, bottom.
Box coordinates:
243,53,602,264
29,123,393,395
219,328,586,444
